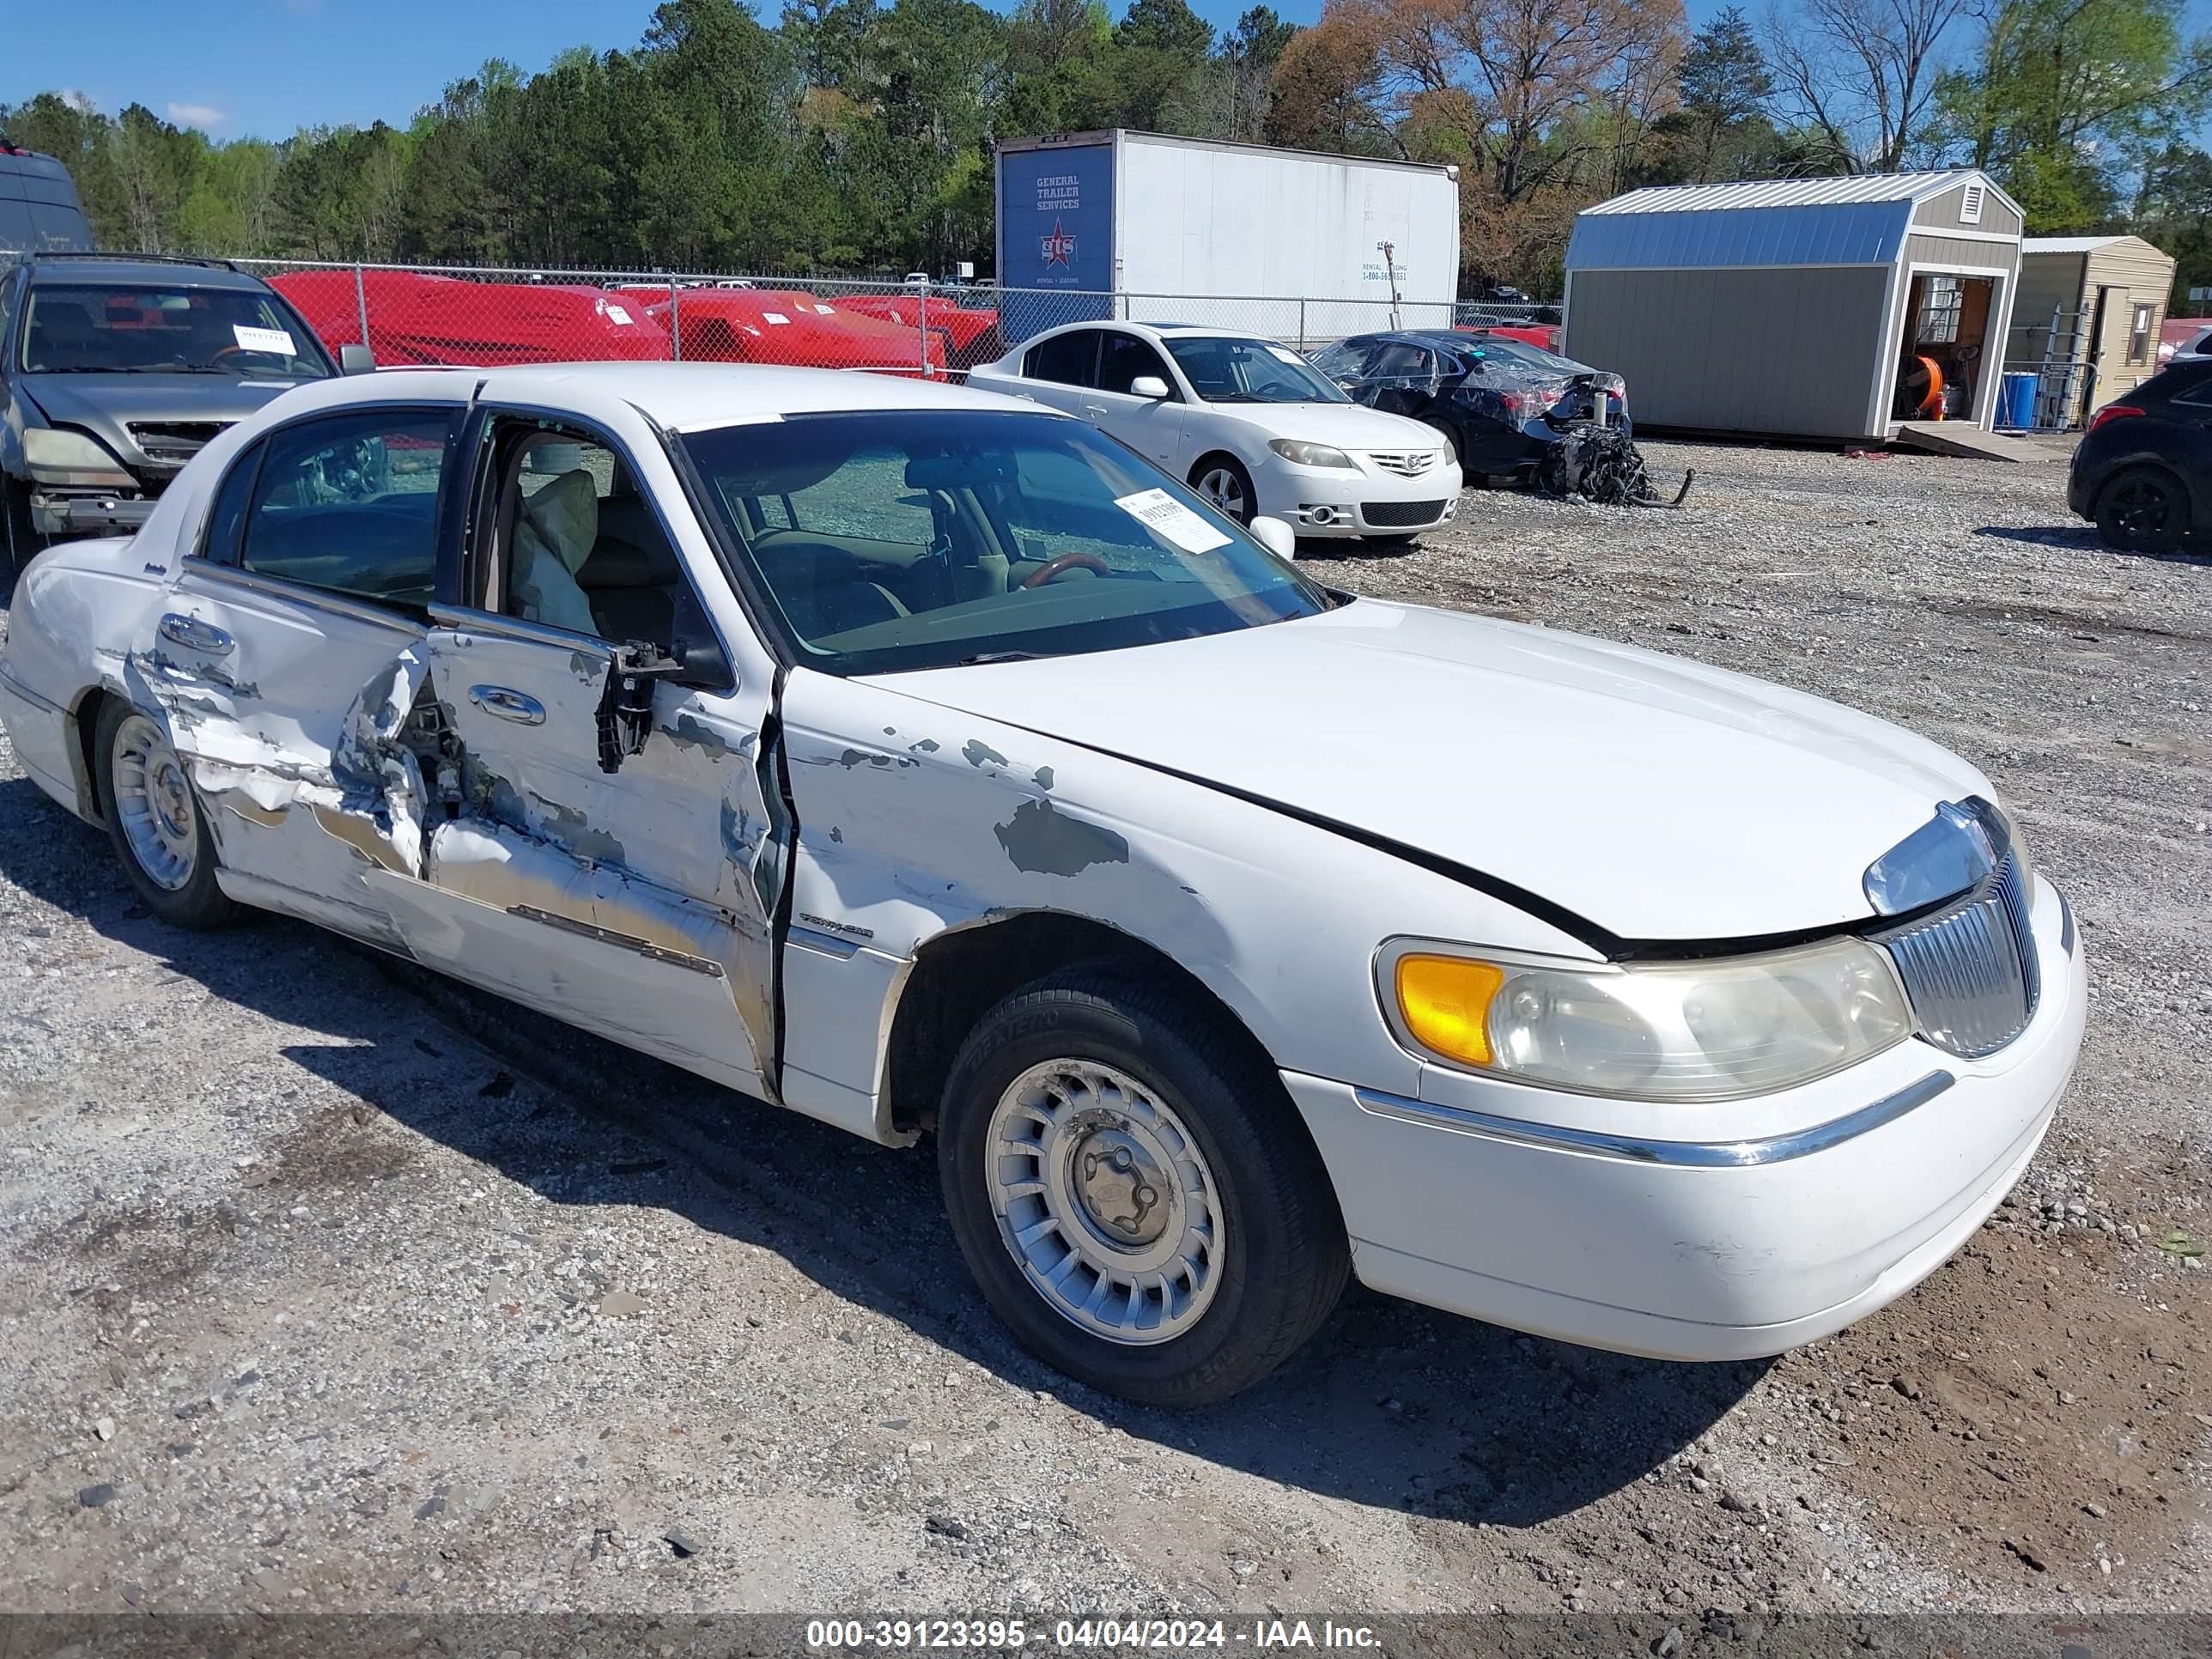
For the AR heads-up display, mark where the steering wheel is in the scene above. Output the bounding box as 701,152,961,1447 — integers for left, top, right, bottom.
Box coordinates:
1021,551,1110,588
209,344,248,363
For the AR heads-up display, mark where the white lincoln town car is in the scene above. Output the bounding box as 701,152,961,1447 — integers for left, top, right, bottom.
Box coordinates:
0,363,2085,1405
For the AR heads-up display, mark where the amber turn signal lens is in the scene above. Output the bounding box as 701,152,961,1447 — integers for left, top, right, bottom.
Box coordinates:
1395,954,1505,1068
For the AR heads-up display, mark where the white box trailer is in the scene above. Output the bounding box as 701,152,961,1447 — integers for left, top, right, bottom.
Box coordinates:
994,131,1461,346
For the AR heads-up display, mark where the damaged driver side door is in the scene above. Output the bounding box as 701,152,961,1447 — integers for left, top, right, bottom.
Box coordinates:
366,411,785,1100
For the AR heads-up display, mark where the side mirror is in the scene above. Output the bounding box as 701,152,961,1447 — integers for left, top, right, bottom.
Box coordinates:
1249,516,1297,560
339,343,376,374
1129,375,1170,401
670,634,734,691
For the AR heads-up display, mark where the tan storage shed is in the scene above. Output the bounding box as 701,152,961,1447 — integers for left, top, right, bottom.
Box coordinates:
1561,171,2024,442
2006,235,2177,427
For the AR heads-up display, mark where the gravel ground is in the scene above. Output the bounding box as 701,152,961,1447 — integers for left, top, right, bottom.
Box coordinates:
1,437,2206,1627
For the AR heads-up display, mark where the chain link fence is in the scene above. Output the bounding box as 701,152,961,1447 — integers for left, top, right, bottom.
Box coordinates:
234,259,1552,380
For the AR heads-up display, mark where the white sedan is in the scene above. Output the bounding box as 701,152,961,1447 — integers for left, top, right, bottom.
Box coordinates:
0,364,2085,1405
968,321,1462,540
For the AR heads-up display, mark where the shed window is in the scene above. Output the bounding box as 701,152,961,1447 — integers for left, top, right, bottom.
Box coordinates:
1959,184,1984,225
2127,303,2154,365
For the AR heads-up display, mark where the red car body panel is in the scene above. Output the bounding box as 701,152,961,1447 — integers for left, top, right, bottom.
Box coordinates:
272,273,670,366
645,289,946,377
1456,322,1562,353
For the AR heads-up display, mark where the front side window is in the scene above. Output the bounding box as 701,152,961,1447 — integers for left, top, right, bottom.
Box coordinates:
1309,340,1376,382
1097,332,1175,396
684,410,1331,677
20,283,334,379
486,421,714,650
1163,336,1347,404
1024,331,1099,387
239,410,453,607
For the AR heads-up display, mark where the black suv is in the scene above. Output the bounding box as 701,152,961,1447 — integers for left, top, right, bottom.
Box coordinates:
2068,358,2212,553
2,252,343,579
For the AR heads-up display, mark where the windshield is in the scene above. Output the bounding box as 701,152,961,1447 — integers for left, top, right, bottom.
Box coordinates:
683,410,1332,676
19,283,334,378
1163,336,1348,404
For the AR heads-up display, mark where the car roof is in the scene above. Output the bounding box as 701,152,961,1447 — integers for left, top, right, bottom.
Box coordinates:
243,361,1059,434
24,254,271,292
1039,319,1273,344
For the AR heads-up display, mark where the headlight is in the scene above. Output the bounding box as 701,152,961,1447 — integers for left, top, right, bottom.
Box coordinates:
1388,937,1914,1101
1985,796,2033,890
23,427,135,489
1267,439,1356,469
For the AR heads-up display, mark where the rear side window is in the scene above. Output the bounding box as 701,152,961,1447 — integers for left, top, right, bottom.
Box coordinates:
239,410,455,609
2169,367,2212,410
1025,331,1098,387
200,440,264,565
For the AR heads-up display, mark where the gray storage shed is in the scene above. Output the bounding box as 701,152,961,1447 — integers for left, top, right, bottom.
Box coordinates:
1562,171,2024,441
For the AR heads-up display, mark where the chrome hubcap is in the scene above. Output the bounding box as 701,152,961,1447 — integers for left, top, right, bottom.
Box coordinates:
1196,469,1248,520
985,1060,1224,1346
112,714,198,892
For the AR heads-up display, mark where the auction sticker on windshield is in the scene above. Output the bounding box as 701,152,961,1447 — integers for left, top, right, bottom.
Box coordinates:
232,325,296,356
1115,488,1231,554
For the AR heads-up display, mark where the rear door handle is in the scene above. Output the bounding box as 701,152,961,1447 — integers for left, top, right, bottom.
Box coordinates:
158,613,233,656
468,684,546,726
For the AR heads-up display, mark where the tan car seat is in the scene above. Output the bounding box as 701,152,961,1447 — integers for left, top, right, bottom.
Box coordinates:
511,469,600,635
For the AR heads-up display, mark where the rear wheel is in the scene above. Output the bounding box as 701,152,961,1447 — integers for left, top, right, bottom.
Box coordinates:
97,701,236,928
2094,466,2190,553
937,969,1348,1406
1189,455,1256,526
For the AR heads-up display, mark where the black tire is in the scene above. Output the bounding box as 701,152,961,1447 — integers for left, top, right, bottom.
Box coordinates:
2094,466,2190,554
937,968,1349,1407
1188,453,1257,526
95,698,237,928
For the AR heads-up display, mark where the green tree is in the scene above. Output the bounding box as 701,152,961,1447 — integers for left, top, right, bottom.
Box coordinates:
1936,0,2212,229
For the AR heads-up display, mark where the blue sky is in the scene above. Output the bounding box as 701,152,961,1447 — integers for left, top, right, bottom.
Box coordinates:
9,0,1747,140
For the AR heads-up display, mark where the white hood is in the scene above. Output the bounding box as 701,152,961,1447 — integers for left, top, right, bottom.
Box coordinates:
869,599,1987,944
1232,400,1444,453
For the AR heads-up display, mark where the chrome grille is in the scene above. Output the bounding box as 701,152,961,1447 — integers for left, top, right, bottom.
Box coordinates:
1875,852,2039,1059
1364,451,1437,478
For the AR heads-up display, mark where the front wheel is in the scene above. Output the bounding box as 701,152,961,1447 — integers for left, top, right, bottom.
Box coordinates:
937,969,1348,1406
1189,455,1257,526
98,700,236,928
2094,466,2190,553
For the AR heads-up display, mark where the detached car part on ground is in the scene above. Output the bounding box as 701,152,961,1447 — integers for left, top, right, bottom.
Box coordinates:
2,253,340,579
0,362,2086,1406
1312,330,1682,504
2068,356,2212,553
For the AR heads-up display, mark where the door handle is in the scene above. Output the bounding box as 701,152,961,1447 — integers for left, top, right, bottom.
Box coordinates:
1082,403,1109,421
468,684,546,726
158,613,234,656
